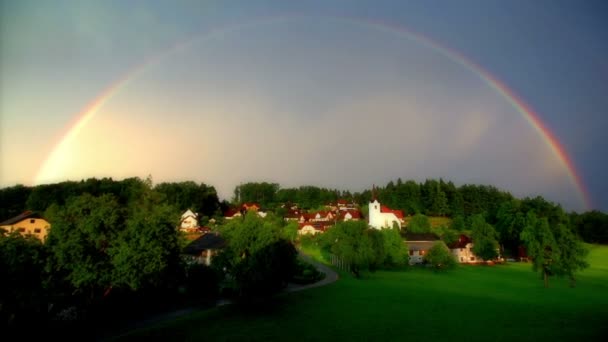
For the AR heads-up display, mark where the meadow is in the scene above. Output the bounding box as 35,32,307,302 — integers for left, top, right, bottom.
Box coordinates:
118,245,608,341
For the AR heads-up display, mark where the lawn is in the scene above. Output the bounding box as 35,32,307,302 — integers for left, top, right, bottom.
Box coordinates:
117,245,608,341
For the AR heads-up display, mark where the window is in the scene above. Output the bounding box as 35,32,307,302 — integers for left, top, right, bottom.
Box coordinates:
34,229,41,233
18,228,25,232
461,257,464,262
470,257,475,261
30,219,36,223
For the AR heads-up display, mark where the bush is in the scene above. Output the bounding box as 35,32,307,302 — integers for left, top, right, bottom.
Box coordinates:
290,259,325,285
424,242,457,270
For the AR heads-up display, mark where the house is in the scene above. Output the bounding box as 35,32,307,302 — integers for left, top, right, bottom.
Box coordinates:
182,232,226,265
368,198,404,229
298,221,332,236
340,209,362,221
310,211,335,222
448,234,480,263
224,208,242,220
404,232,441,265
0,211,51,241
179,209,199,232
242,202,260,211
225,203,267,220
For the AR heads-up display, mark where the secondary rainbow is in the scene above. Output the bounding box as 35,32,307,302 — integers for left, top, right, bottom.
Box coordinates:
34,15,592,210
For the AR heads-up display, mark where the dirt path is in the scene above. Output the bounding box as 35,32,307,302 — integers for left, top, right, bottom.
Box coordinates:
285,252,339,292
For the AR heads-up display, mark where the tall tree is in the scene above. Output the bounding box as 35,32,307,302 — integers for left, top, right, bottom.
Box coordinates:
321,220,374,277
470,214,499,261
45,194,125,301
552,223,589,287
381,227,409,267
520,212,558,288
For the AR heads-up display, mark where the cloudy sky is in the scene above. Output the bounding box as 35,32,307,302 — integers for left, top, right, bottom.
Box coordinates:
1,0,607,212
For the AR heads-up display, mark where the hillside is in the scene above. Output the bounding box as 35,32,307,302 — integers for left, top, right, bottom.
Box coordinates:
118,245,608,341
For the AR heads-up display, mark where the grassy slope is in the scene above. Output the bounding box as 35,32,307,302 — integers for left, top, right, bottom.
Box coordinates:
121,245,608,341
403,216,452,228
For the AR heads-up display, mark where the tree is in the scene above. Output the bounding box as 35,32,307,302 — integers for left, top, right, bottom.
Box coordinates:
520,212,558,288
0,233,48,326
407,214,431,233
232,239,297,300
217,211,295,299
367,229,386,270
109,192,182,291
45,194,125,301
441,228,459,246
381,226,408,267
450,215,466,231
424,242,456,270
552,223,589,287
571,210,608,244
470,214,499,261
282,221,299,243
321,221,374,277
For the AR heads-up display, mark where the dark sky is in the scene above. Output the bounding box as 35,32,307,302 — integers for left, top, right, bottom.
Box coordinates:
1,0,607,212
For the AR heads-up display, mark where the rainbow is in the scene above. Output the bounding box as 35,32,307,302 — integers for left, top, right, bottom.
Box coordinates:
34,15,592,209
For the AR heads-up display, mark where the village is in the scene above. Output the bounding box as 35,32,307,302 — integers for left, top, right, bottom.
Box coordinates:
1,196,493,268
172,195,493,266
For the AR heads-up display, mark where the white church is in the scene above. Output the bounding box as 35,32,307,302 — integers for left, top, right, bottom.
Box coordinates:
368,198,405,229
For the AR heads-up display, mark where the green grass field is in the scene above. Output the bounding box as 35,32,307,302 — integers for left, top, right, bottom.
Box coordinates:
119,245,608,341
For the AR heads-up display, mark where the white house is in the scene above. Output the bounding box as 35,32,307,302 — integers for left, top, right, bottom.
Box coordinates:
448,234,481,263
368,199,403,229
404,233,442,265
180,209,198,232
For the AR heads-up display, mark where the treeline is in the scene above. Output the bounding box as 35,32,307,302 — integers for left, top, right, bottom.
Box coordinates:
233,182,349,209
0,177,222,221
233,180,608,246
1,178,606,246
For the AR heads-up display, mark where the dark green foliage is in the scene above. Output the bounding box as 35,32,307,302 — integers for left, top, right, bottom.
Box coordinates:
552,223,589,287
521,212,557,287
571,210,608,244
449,215,466,231
424,241,456,270
217,211,297,299
441,228,459,246
233,239,297,299
470,214,500,261
381,227,409,267
233,182,280,207
0,233,48,326
291,259,324,285
521,210,589,288
0,185,32,220
183,264,219,300
408,214,431,233
321,221,375,277
154,181,219,217
45,193,124,296
110,193,182,291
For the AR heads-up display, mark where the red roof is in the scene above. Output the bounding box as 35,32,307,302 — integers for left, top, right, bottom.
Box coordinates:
340,210,362,220
380,206,404,219
448,234,472,249
337,199,348,205
224,208,241,217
